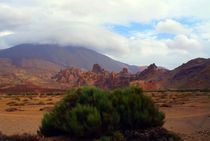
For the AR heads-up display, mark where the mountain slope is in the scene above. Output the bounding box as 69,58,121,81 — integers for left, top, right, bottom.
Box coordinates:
129,58,210,90
0,44,141,72
161,58,210,89
136,63,169,81
0,43,144,91
2,44,209,91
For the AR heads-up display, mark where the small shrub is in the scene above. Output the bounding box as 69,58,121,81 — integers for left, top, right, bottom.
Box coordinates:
39,86,165,139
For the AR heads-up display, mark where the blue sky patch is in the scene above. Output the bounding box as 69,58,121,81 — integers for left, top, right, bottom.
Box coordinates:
156,33,176,40
175,17,200,27
106,22,156,37
106,21,178,40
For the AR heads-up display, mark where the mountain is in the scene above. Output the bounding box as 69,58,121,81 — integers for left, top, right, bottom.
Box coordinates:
0,43,144,92
0,44,142,73
161,58,210,89
136,63,169,81
1,43,209,91
129,64,169,90
129,58,210,90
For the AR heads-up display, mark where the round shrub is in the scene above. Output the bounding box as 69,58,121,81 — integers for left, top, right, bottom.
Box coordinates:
39,86,165,139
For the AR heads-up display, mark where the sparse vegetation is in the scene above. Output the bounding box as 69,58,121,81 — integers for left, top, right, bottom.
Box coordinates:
5,107,21,112
145,89,210,93
39,86,166,140
0,132,39,141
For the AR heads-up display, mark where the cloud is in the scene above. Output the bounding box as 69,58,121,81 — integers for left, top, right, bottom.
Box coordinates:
194,22,210,41
116,31,206,69
5,22,130,56
156,19,191,34
0,3,29,30
1,0,210,24
0,31,14,37
119,36,190,69
0,0,210,68
165,34,202,50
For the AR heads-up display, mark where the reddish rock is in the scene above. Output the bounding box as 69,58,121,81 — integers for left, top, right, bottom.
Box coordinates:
120,67,128,74
53,63,168,90
136,63,168,81
92,64,103,74
53,64,133,89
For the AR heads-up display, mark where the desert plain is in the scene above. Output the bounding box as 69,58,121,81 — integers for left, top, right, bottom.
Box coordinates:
0,91,210,141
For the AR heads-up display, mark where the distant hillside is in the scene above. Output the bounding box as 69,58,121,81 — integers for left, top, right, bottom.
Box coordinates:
129,58,210,90
0,44,145,91
136,63,169,81
0,44,142,73
161,58,210,89
1,43,209,91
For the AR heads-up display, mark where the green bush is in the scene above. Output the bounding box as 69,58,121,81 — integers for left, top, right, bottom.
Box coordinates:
66,104,101,137
39,86,165,139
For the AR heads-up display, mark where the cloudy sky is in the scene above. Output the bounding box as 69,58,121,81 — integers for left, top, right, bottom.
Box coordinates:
0,0,210,69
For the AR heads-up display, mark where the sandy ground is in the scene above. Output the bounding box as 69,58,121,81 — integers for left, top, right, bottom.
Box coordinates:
0,94,62,135
0,92,210,141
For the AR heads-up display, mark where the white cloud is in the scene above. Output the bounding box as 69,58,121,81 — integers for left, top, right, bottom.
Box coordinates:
165,34,202,50
0,3,30,30
194,22,210,41
5,23,130,56
116,31,206,69
156,19,191,34
119,38,189,69
0,0,210,68
0,31,14,37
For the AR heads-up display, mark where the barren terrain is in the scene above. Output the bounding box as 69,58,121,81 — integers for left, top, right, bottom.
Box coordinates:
0,92,210,141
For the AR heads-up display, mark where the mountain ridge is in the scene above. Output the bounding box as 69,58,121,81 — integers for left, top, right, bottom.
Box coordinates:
0,43,210,91
0,43,144,91
0,43,143,72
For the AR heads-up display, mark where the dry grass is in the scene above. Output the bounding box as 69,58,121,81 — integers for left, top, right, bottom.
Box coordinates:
39,106,53,112
5,107,22,112
27,101,46,106
7,101,25,106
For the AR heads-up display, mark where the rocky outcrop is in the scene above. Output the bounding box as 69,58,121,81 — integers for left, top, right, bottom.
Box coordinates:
52,68,82,84
53,64,170,90
53,64,134,89
92,64,104,74
120,67,129,74
137,63,168,81
53,58,210,90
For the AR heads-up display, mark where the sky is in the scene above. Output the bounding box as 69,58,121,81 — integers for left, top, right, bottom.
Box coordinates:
0,0,210,69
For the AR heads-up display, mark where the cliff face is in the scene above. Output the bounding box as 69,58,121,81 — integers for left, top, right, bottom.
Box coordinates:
53,64,133,89
52,63,168,90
